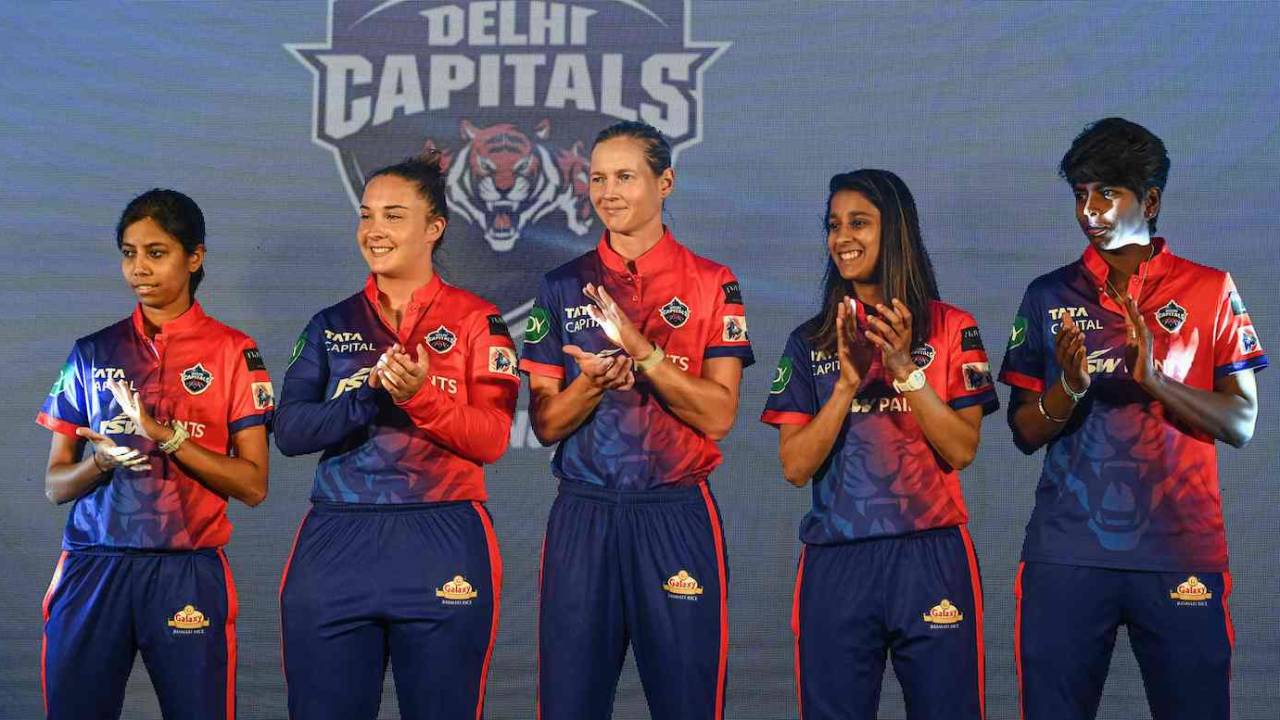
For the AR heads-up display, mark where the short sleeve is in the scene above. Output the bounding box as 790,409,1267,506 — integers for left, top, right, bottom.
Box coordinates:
944,310,1000,415
702,269,755,368
471,311,522,387
998,286,1046,393
519,278,566,379
36,344,91,437
227,336,275,435
1212,273,1268,379
761,331,818,426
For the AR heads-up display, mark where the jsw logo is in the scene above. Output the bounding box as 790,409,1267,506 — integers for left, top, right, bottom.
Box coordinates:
331,368,372,399
1086,347,1124,375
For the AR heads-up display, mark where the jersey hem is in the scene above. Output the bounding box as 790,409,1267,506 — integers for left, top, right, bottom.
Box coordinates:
1019,553,1229,574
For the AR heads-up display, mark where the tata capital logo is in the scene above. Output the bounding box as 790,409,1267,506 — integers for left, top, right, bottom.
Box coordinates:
288,1,728,321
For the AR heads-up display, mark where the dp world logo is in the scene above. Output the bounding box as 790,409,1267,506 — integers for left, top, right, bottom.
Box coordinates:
288,1,728,321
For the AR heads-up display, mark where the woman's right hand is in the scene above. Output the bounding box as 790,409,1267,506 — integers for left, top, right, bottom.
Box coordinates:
836,298,870,394
1054,313,1091,395
563,345,635,392
75,427,151,474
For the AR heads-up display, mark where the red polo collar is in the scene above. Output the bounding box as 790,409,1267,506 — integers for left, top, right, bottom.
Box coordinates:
363,272,444,310
596,226,682,275
131,300,208,341
1081,237,1174,307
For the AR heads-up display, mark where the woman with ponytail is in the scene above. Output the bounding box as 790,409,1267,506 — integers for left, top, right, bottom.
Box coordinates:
275,152,518,719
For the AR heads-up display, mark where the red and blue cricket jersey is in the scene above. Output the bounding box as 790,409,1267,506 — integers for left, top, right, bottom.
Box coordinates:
518,228,754,490
999,238,1268,572
274,274,519,503
35,302,274,550
762,301,999,545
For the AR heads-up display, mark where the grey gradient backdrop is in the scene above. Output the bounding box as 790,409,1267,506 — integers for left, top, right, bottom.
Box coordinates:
1,2,1277,718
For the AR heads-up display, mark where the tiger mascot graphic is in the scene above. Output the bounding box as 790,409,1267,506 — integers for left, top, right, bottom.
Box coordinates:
433,119,594,252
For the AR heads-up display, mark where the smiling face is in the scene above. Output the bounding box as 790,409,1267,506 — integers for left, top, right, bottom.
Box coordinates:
358,174,446,278
120,217,202,309
588,136,672,239
827,190,882,283
1073,182,1157,251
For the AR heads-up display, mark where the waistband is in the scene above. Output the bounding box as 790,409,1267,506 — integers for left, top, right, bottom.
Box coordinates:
65,547,222,558
556,478,710,505
807,524,963,549
309,499,479,515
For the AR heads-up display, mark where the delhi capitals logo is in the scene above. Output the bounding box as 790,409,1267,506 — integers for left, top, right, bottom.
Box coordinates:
1155,299,1187,334
911,343,935,369
180,364,213,396
660,296,690,328
426,325,458,353
288,1,728,322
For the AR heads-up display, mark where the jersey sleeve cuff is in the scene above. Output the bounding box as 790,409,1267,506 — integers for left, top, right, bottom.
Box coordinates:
999,369,1044,393
760,409,813,426
704,345,755,368
519,358,565,379
1214,354,1269,379
949,389,1001,416
36,412,85,438
228,412,271,435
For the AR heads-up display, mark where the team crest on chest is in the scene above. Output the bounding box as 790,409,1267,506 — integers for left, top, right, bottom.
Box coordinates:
1155,299,1188,333
180,363,213,395
426,326,457,354
911,344,936,369
660,297,691,328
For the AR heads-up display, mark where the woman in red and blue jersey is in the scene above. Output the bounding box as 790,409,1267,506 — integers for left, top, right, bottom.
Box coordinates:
521,121,753,720
1001,118,1266,720
38,189,273,720
275,152,519,720
762,170,998,720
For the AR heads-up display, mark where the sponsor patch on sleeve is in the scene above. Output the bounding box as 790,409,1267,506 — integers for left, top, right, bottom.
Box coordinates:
770,356,793,395
960,326,984,352
1229,291,1247,316
1239,326,1261,355
722,315,748,343
488,346,519,377
487,313,511,339
251,381,275,410
1007,317,1027,350
287,332,306,369
243,348,267,372
525,307,551,344
962,362,993,391
721,281,743,305
49,362,76,397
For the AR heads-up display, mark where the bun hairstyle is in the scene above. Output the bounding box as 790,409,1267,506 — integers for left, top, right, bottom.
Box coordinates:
115,189,207,296
593,120,672,176
368,148,451,252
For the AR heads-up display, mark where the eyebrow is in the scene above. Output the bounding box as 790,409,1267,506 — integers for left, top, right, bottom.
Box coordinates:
359,204,411,210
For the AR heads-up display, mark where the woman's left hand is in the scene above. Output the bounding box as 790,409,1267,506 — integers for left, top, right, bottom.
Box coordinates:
865,299,917,383
584,282,652,359
105,378,171,442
